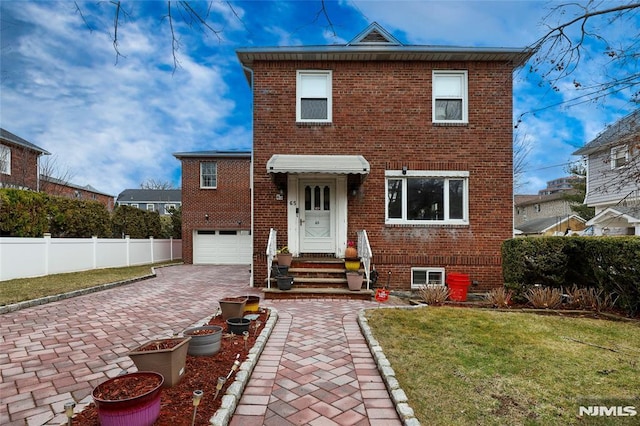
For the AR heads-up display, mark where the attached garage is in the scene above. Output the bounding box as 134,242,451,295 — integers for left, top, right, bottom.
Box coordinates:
193,230,252,265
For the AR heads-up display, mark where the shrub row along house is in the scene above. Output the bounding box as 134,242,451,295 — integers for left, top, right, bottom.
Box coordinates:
174,23,533,292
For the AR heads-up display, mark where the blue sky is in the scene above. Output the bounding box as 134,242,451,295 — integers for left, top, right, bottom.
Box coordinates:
1,1,637,197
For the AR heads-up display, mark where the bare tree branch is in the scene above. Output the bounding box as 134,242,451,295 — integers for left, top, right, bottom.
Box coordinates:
74,1,93,32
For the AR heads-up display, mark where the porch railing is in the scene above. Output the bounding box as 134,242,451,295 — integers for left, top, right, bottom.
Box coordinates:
357,230,373,290
266,228,277,289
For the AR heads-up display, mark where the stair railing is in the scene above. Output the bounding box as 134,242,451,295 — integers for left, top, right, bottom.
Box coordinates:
357,230,373,290
266,228,277,289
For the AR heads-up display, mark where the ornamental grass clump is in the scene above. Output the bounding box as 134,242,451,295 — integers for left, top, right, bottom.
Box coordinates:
485,287,513,308
418,285,450,305
565,285,619,312
525,286,563,309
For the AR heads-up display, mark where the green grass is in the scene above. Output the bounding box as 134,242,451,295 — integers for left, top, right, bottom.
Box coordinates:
366,306,640,426
0,261,180,306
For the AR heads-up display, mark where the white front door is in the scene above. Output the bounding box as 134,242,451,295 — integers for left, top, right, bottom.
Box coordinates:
299,180,335,253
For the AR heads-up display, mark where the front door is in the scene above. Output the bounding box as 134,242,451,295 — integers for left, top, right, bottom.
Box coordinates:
299,180,335,253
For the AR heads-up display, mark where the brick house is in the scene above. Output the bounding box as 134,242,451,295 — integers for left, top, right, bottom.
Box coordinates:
230,23,533,291
173,151,252,264
0,128,50,191
1,128,115,210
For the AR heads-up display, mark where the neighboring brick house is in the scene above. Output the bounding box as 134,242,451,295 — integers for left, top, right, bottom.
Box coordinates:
172,151,251,264
43,175,115,211
0,128,50,191
116,189,182,215
1,128,115,210
573,110,640,235
231,22,532,291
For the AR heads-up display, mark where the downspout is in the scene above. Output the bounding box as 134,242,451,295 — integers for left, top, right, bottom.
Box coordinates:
243,64,255,287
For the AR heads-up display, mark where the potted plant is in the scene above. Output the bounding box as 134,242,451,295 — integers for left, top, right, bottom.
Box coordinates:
344,240,360,271
276,246,293,267
92,371,164,426
346,271,363,291
219,296,247,320
183,325,223,356
127,336,191,387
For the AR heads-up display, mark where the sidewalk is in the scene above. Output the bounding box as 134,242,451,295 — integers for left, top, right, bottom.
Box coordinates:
0,265,409,425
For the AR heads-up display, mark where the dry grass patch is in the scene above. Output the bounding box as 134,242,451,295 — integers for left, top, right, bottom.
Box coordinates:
0,261,180,305
366,306,640,426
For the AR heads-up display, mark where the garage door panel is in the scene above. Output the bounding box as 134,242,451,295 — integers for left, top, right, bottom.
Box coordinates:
193,230,251,265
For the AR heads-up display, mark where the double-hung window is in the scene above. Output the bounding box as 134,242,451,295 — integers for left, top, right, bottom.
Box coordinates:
0,144,10,175
296,70,332,123
433,71,468,123
611,145,629,169
200,161,217,188
386,170,469,224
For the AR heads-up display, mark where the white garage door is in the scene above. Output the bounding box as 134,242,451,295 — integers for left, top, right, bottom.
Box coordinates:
193,230,252,265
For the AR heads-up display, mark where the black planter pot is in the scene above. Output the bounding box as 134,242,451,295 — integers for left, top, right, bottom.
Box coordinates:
272,265,289,276
277,275,293,290
226,317,251,334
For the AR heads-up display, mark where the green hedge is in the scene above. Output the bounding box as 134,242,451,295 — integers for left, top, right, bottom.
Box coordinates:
502,237,640,316
0,188,171,239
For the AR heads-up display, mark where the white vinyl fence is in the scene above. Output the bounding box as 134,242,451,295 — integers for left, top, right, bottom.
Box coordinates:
0,235,182,281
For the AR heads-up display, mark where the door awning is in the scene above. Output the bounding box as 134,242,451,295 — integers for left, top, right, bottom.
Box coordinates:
266,155,370,174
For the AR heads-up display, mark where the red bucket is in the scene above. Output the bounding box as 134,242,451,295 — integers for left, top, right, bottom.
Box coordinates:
446,273,470,301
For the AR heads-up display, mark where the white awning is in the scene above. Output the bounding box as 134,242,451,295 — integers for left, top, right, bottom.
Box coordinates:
266,155,370,174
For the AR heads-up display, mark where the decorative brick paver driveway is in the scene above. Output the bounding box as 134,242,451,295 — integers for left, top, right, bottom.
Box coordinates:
1,265,403,425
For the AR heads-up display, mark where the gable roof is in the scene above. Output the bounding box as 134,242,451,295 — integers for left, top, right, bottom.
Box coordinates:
0,128,51,155
573,110,640,156
117,189,182,203
42,175,114,197
236,23,533,84
515,215,585,234
586,206,640,226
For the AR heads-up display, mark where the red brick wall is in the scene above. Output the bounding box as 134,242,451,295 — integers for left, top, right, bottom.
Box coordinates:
41,180,115,211
0,142,39,190
180,156,252,263
252,60,515,290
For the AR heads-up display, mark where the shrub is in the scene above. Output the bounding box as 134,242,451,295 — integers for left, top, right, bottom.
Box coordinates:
418,285,449,305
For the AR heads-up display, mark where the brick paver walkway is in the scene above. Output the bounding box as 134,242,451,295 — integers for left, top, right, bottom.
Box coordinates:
0,265,402,425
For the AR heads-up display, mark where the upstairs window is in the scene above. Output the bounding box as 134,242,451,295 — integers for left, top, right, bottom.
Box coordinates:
201,161,217,188
611,145,629,169
386,170,469,225
297,70,332,123
0,144,10,175
433,71,468,123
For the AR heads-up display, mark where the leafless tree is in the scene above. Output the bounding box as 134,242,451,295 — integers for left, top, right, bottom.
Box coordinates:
513,130,532,192
520,1,640,119
140,178,175,190
39,155,76,196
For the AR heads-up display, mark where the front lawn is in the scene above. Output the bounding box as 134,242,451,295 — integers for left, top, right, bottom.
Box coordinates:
366,306,640,425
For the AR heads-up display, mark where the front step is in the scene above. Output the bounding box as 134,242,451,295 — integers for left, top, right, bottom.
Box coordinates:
264,256,371,300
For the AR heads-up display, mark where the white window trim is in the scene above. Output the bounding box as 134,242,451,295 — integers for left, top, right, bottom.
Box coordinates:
130,203,139,208
146,204,155,211
296,70,332,123
610,145,629,169
200,161,217,189
385,170,469,225
411,267,446,289
0,144,11,175
165,204,176,214
432,70,468,124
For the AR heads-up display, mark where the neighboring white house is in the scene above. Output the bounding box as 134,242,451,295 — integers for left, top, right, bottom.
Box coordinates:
573,110,640,236
116,189,182,216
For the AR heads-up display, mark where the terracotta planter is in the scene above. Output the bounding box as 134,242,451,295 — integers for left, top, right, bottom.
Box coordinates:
92,371,163,426
219,297,247,320
244,295,260,313
277,252,293,267
184,326,223,356
226,317,251,334
346,272,363,291
128,337,191,387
